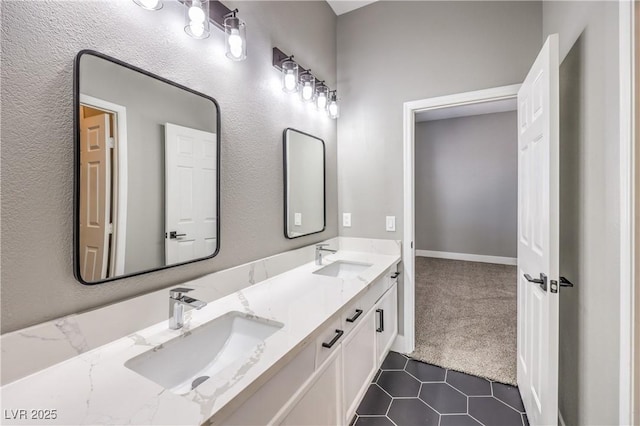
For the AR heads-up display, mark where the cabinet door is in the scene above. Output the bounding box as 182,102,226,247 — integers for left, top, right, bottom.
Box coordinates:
375,283,398,365
280,350,342,426
223,343,316,425
342,308,376,422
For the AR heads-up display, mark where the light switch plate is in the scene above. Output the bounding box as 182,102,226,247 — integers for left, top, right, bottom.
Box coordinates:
343,213,352,227
386,216,396,232
294,213,302,226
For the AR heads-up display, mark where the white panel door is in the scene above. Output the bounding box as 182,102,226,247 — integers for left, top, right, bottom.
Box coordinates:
517,34,560,426
165,123,217,264
79,112,111,281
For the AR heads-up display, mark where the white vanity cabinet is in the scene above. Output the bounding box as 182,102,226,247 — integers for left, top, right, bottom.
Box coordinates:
219,263,400,426
342,308,377,422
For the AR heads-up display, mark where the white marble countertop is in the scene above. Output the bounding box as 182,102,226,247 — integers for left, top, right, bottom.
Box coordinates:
0,249,400,425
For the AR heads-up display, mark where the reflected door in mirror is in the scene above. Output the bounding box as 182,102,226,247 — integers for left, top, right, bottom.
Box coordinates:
79,110,112,281
165,123,217,264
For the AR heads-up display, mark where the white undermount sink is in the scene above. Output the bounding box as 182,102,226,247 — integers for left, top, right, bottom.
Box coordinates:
125,311,283,394
313,260,373,279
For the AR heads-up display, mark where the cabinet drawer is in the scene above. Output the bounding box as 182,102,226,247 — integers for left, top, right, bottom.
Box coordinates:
387,265,400,287
364,273,387,306
340,265,397,336
315,316,343,369
341,292,374,336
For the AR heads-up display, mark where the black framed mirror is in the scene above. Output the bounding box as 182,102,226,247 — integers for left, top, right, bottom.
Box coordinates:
283,128,326,239
73,50,221,284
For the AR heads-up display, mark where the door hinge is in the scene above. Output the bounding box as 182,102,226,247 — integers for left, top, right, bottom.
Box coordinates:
108,137,115,149
108,223,113,234
550,279,558,293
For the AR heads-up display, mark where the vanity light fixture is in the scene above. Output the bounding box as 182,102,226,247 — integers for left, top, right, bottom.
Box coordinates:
299,70,315,102
135,0,247,60
184,0,210,39
315,82,329,110
133,0,163,10
281,57,299,93
272,47,338,118
224,10,246,61
327,91,339,119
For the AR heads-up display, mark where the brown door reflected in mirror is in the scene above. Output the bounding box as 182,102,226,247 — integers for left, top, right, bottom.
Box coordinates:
79,108,112,282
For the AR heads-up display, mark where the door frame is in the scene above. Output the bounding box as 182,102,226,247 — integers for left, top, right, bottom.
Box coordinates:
619,0,636,423
398,83,521,354
79,94,128,277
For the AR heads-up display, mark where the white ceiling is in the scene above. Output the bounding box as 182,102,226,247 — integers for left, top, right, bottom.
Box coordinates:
326,0,379,16
415,98,517,122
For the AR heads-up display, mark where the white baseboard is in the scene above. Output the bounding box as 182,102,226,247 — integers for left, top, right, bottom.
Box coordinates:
415,250,517,266
391,334,411,355
559,410,567,426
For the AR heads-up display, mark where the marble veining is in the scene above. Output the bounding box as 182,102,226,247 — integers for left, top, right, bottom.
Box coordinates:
55,316,90,354
1,238,400,425
0,239,333,386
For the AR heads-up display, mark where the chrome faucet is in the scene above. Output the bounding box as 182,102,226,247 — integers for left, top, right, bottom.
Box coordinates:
169,287,207,330
315,244,337,265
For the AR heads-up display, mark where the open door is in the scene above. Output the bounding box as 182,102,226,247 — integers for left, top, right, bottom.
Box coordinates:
79,112,112,281
165,123,217,264
517,34,560,426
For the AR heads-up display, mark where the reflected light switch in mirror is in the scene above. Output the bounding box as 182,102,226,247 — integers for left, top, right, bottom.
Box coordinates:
294,213,302,226
386,216,395,232
343,213,351,228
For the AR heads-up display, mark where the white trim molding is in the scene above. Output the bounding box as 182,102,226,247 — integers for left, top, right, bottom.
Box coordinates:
620,1,636,424
401,99,416,355
416,250,517,266
401,84,521,355
558,410,567,426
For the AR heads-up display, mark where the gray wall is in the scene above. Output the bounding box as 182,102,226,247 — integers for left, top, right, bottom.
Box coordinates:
336,1,542,335
80,54,218,274
336,1,542,241
415,111,517,258
1,0,337,333
544,1,621,424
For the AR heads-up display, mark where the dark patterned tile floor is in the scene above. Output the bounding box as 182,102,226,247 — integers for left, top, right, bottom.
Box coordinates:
354,352,527,426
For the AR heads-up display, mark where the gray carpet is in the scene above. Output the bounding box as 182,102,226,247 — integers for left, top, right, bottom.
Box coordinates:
410,257,518,385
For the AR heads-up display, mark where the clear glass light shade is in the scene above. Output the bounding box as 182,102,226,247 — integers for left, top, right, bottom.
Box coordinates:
299,73,315,103
281,60,299,93
224,16,246,61
133,0,162,10
315,84,329,110
328,101,339,118
328,92,339,119
184,0,210,39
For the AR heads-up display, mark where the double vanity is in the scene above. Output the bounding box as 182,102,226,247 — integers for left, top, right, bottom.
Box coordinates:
1,50,401,425
1,239,400,425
